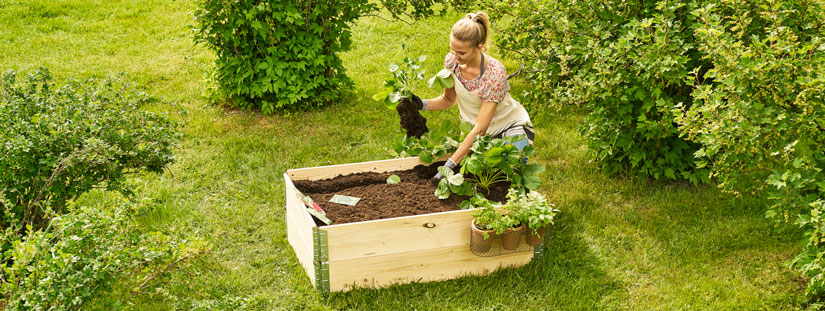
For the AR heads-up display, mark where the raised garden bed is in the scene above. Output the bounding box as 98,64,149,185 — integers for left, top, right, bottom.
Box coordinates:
285,157,547,292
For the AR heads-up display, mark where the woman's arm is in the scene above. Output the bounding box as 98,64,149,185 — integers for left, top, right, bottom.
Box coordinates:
449,101,497,163
423,87,457,111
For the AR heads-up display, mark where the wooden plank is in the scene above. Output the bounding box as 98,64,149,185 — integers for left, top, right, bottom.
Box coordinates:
284,174,317,285
323,209,475,262
287,156,447,181
287,211,315,285
328,244,534,292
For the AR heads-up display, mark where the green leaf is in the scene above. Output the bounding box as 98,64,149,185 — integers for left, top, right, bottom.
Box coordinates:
388,92,402,103
437,166,454,178
460,121,473,135
419,152,434,164
522,163,545,176
436,68,451,79
436,179,450,199
485,147,505,165
426,75,439,89
373,90,390,102
386,175,401,184
524,176,541,190
391,140,404,154
466,158,483,175
446,172,464,186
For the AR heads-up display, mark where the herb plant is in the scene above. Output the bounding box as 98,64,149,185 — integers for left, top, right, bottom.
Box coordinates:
507,189,559,233
470,194,502,239
386,175,401,184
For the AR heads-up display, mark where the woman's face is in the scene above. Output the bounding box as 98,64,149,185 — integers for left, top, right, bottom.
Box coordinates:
450,35,481,65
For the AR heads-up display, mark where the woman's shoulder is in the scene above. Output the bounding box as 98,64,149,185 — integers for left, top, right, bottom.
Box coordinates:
483,55,507,81
444,52,457,69
484,55,506,74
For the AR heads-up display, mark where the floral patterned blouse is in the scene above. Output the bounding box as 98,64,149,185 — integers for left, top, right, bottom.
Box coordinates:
444,52,510,103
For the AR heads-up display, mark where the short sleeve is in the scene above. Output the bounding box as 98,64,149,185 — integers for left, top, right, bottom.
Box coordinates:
478,59,510,103
444,52,457,71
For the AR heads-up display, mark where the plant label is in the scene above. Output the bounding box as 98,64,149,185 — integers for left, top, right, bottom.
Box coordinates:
330,195,361,206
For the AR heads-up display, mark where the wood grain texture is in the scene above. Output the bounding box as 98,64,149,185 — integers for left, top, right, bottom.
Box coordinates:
284,174,317,285
328,244,533,291
323,209,475,262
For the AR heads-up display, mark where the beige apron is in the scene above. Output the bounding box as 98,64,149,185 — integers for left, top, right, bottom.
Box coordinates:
450,62,533,143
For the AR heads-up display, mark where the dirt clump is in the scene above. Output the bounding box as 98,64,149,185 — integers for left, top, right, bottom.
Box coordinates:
395,98,428,138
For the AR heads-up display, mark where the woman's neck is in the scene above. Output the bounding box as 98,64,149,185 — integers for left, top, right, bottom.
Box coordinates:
467,52,483,70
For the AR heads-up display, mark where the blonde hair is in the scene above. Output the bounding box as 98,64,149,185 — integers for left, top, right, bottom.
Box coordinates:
451,12,490,50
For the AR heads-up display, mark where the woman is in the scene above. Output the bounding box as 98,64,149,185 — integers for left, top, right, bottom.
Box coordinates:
411,12,534,179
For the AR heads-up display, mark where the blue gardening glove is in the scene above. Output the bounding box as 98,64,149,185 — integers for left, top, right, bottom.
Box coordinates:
411,94,428,111
433,158,458,180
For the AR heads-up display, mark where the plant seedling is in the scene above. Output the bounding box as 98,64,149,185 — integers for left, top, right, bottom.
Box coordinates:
435,166,473,199
373,54,427,110
386,175,401,184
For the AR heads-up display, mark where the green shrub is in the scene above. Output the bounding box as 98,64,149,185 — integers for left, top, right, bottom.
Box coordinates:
1,200,207,310
486,0,707,182
489,0,825,295
194,0,451,113
675,1,825,295
0,68,179,233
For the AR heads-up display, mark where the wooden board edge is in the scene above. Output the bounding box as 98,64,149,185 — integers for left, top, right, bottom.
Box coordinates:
284,173,317,285
286,156,448,181
324,208,473,230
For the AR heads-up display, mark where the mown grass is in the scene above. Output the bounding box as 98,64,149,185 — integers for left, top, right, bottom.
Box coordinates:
0,1,813,310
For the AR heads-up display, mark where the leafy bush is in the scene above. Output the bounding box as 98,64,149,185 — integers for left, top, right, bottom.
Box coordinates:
1,200,207,310
486,0,707,182
674,1,825,295
488,0,825,295
0,68,179,233
194,0,451,113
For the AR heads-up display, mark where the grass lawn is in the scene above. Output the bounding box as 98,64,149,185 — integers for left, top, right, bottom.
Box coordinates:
0,1,812,310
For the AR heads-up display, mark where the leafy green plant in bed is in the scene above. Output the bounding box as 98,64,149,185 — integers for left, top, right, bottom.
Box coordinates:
461,135,545,195
391,119,471,163
435,135,545,204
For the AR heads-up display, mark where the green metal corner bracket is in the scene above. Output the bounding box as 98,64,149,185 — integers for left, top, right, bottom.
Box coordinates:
313,227,330,292
533,236,548,260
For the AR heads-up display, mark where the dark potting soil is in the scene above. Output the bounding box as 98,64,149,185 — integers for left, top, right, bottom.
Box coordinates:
395,98,428,138
292,162,510,226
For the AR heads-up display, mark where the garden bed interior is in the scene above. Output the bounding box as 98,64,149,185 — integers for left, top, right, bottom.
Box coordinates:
285,157,547,292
